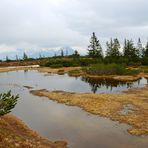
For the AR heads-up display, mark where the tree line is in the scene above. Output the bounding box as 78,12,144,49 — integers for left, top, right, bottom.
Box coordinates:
88,32,148,65
3,32,148,66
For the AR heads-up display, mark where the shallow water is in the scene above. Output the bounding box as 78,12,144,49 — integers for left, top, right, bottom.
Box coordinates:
0,70,148,148
0,70,147,93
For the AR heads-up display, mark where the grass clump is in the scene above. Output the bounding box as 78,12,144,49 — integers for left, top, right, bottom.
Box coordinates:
85,64,140,76
68,69,82,76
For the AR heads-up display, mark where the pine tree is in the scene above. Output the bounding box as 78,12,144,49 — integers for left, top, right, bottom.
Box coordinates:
88,32,103,58
106,38,114,57
144,41,148,57
0,91,18,116
61,50,64,57
73,50,80,57
106,38,120,57
23,52,28,60
6,56,9,62
113,38,120,57
123,39,138,60
123,39,128,57
136,38,143,58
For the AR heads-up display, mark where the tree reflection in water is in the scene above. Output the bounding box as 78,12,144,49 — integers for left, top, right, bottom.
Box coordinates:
81,77,143,93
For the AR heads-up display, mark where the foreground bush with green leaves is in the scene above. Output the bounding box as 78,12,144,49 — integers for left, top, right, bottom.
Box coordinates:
0,91,18,116
85,64,140,75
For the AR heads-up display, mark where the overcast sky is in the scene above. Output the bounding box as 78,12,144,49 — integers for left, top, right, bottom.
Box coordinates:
0,0,148,55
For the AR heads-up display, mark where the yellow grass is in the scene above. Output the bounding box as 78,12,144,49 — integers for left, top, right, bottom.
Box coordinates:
0,114,67,148
31,86,148,136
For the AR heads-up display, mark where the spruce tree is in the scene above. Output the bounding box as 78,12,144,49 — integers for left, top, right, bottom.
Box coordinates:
144,41,148,57
123,39,129,57
113,38,120,57
106,38,114,57
6,56,9,62
73,50,80,57
136,38,143,58
23,52,28,60
123,39,138,60
106,38,120,57
61,50,64,57
0,91,18,116
88,32,103,58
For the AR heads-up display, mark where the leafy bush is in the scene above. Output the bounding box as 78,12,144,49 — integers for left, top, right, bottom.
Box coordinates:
85,64,140,75
0,91,19,116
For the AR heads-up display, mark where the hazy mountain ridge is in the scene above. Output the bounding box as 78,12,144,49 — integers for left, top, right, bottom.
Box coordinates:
0,46,75,60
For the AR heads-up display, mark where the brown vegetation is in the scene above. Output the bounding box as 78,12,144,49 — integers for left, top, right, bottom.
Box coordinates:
0,114,67,148
31,86,148,136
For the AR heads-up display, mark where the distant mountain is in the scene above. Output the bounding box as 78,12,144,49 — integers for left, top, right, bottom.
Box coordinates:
0,46,75,60
56,46,75,56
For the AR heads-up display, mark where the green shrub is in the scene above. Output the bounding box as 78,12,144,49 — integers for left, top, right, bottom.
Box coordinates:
43,58,79,68
0,91,19,116
85,63,140,75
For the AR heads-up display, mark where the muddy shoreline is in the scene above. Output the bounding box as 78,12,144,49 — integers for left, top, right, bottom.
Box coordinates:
0,114,67,148
0,66,148,82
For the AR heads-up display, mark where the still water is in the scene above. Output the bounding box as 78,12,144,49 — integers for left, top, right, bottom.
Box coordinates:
0,70,147,93
0,70,148,148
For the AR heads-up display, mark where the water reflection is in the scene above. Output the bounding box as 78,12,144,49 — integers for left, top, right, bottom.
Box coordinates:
81,77,146,93
0,70,148,147
0,70,147,94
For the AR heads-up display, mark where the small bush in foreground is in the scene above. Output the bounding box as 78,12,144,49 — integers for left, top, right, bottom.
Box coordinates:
0,91,19,116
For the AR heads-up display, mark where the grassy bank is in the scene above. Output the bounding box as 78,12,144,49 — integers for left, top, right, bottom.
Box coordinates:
84,63,140,75
31,86,148,136
0,114,67,148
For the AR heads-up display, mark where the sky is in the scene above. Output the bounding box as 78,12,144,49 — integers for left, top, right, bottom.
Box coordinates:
0,0,148,57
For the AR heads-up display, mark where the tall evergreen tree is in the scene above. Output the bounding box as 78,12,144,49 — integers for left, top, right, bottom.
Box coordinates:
106,38,114,57
73,50,80,57
6,56,9,62
23,52,28,60
88,32,103,58
136,38,143,58
113,38,120,57
144,41,148,57
123,39,138,60
61,49,64,57
106,38,120,57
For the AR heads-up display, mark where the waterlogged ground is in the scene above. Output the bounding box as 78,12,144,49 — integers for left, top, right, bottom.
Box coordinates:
0,70,148,148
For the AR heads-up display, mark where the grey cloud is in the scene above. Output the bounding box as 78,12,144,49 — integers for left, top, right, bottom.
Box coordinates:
0,0,148,56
